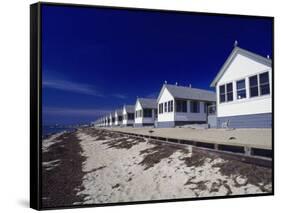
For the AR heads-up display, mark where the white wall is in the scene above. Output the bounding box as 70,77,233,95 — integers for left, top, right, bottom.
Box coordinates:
122,107,128,125
216,53,272,117
109,114,114,126
157,88,175,122
114,111,122,126
114,111,118,126
134,100,143,124
122,106,134,125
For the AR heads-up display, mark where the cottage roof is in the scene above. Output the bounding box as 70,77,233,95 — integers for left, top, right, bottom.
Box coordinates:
158,84,215,102
124,105,135,113
137,98,157,109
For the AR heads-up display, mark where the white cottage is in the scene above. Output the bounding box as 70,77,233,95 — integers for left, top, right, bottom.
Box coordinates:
134,98,157,127
106,115,110,126
104,116,108,126
114,109,123,126
157,84,216,127
210,46,272,128
122,105,135,126
102,117,106,127
109,112,115,127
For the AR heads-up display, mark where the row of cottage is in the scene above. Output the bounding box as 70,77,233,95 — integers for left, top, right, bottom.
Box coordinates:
94,46,272,128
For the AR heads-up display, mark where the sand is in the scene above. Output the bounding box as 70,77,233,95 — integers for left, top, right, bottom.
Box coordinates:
75,128,272,204
41,127,272,208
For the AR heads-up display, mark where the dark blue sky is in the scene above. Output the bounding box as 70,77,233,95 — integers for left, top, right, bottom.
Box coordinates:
42,4,273,125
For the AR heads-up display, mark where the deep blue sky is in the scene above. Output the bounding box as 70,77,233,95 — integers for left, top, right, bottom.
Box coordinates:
42,4,273,125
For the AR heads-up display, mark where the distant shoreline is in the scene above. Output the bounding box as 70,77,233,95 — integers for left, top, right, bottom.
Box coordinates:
42,126,78,138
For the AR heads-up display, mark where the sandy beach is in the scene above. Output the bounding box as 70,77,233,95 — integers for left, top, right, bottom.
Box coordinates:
42,127,272,208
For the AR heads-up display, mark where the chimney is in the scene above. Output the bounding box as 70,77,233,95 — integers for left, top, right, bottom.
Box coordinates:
234,40,238,47
175,82,178,86
267,55,270,59
189,84,192,88
164,80,167,84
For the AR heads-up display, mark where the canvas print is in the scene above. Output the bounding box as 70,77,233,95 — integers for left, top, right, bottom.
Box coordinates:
31,2,273,210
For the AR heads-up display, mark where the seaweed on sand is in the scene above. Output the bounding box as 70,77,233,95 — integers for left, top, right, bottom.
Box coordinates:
212,159,272,192
138,140,180,170
102,137,145,149
42,132,86,208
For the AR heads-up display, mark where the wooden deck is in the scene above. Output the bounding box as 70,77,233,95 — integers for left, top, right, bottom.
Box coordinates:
99,127,272,167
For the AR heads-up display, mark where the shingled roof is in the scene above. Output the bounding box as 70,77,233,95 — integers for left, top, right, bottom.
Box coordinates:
137,98,157,109
158,84,216,102
124,105,135,113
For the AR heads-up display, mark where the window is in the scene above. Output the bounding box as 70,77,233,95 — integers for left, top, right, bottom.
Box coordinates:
236,79,246,99
249,75,259,97
249,72,270,98
226,83,233,101
204,103,207,113
219,85,225,103
135,110,142,118
176,100,187,112
118,116,122,121
220,83,233,102
167,101,173,112
190,101,200,113
168,100,174,112
158,103,163,114
143,109,152,117
164,102,167,112
168,101,171,112
128,113,134,120
259,72,270,95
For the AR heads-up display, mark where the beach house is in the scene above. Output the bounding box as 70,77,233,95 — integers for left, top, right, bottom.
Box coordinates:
104,116,108,126
210,46,272,128
134,98,157,127
123,105,135,126
157,83,216,127
100,118,103,127
109,112,115,126
114,109,123,126
103,117,106,127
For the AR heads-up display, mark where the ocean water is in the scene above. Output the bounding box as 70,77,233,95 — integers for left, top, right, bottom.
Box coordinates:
43,126,76,137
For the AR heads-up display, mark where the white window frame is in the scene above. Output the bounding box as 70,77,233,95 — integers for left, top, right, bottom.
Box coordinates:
236,78,246,100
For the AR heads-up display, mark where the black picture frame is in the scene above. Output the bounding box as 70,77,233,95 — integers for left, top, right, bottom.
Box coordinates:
30,2,274,210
